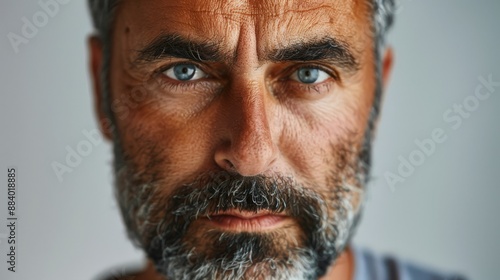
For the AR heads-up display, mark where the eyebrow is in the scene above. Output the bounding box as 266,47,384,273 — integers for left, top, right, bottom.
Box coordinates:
135,34,227,63
267,37,360,72
135,34,359,72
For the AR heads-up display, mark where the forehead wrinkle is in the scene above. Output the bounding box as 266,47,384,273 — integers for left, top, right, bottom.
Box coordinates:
190,4,336,18
253,1,369,63
172,0,358,23
119,1,242,51
249,0,357,18
170,0,252,24
119,0,370,69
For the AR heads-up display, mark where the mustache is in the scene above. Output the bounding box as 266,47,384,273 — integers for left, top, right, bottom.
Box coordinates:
146,171,328,259
165,171,324,224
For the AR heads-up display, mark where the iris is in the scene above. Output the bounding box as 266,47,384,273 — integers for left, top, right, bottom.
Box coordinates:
173,64,196,81
297,67,320,84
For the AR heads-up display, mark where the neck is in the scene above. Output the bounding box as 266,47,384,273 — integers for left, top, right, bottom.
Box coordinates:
320,246,355,280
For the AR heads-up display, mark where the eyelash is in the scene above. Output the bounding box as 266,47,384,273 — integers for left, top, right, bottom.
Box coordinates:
278,64,339,96
156,62,204,78
286,64,339,82
154,62,211,90
153,62,339,95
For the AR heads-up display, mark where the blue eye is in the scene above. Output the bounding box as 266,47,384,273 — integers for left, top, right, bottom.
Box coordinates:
163,64,206,81
292,67,330,84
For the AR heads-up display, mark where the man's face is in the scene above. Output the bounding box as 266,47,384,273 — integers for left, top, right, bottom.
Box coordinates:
99,0,377,278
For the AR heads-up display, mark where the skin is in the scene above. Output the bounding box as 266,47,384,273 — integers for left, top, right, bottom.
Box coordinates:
89,0,393,279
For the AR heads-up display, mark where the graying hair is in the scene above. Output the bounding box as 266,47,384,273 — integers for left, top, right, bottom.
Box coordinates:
88,0,396,131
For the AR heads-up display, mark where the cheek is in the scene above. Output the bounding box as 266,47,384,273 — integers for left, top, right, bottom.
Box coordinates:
117,104,216,187
277,89,367,183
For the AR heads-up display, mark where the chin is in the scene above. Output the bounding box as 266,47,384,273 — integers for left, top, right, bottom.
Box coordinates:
154,230,321,280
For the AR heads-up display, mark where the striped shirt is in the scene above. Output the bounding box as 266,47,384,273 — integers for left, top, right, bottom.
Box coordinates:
353,246,467,280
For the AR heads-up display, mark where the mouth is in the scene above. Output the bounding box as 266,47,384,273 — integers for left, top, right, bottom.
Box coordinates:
202,210,289,232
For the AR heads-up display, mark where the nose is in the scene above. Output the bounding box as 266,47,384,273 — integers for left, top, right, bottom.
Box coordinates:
214,80,279,176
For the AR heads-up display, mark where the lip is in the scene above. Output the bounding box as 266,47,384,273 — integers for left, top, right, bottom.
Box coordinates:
203,210,288,231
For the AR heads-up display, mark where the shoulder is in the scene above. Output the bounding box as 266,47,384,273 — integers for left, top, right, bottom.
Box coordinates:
94,262,165,280
352,246,467,280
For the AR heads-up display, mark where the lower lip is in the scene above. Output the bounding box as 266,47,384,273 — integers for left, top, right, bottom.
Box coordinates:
205,214,287,231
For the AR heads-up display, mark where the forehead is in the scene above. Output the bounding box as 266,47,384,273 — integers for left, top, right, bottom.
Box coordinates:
115,0,371,55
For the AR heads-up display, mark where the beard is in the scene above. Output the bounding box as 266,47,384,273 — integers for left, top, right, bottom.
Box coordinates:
113,140,368,280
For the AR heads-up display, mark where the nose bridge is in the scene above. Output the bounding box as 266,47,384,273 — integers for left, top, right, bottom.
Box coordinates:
232,22,269,142
236,79,272,147
212,22,278,176
221,77,277,175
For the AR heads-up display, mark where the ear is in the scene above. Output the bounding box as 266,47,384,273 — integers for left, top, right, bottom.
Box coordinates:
381,46,394,91
88,35,113,141
371,47,394,139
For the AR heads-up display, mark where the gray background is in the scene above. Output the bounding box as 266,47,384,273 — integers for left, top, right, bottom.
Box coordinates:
1,1,499,279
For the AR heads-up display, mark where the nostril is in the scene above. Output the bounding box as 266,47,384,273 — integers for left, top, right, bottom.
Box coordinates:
224,159,235,170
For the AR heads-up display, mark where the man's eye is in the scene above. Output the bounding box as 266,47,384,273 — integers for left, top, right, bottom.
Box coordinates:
163,64,207,81
291,67,330,84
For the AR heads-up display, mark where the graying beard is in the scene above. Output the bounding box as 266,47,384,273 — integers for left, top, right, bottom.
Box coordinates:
115,165,365,280
160,248,318,280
